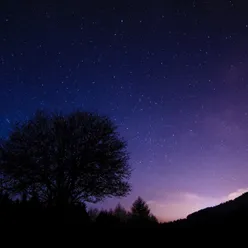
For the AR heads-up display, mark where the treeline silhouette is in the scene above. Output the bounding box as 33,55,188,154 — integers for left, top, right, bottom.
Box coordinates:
1,109,248,229
0,192,159,229
3,189,248,229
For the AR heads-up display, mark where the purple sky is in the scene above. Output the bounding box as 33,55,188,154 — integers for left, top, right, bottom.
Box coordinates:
1,1,248,221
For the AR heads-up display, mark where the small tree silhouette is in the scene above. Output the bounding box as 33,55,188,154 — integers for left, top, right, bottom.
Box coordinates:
114,203,128,222
131,197,151,218
0,110,131,207
130,196,158,226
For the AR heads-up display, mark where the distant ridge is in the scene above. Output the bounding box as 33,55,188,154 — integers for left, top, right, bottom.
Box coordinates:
185,192,248,226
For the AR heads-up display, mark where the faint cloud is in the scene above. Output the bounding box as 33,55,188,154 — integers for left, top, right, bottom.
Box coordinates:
227,188,248,201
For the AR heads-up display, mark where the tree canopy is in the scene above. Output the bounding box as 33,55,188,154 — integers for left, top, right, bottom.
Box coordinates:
0,110,131,206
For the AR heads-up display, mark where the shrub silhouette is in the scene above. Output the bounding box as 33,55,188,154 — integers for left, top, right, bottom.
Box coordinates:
88,207,100,222
96,209,120,226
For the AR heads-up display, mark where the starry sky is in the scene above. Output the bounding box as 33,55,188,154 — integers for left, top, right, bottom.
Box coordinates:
1,0,248,221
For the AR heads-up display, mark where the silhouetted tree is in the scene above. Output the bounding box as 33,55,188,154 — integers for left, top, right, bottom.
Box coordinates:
130,196,158,226
131,197,151,218
0,110,131,208
114,203,128,222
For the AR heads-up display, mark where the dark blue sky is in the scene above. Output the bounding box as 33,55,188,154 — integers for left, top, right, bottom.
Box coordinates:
1,0,248,221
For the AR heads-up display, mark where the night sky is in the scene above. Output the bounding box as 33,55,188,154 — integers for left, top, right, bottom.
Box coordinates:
1,0,248,221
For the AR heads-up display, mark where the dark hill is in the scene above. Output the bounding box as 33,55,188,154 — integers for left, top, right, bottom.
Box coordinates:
185,192,248,226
